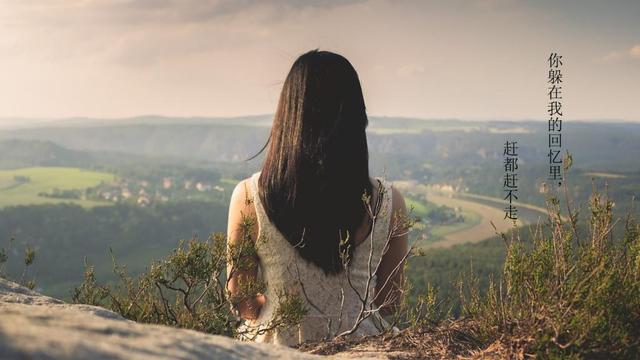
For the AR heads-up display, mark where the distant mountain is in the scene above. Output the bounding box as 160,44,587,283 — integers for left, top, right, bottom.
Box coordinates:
0,115,274,130
0,139,93,169
1,116,639,170
0,123,269,162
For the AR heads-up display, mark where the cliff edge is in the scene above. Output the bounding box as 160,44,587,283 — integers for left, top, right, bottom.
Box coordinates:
0,278,321,360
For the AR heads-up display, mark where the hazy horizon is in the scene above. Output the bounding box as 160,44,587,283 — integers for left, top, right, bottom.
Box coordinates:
1,114,640,131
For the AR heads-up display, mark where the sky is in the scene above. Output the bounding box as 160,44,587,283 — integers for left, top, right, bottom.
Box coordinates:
0,0,639,122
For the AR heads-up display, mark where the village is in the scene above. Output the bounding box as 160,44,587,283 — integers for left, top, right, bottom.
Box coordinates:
91,176,226,206
38,174,227,207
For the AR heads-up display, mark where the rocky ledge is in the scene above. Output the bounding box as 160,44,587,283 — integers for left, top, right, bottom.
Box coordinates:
0,278,325,360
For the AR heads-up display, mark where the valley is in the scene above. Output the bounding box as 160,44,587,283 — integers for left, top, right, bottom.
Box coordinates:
0,116,638,305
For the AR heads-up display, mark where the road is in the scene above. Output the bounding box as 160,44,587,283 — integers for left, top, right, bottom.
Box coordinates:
393,181,547,249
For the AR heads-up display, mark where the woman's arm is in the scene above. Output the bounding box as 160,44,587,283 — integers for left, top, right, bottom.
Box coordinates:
226,179,265,320
373,185,409,315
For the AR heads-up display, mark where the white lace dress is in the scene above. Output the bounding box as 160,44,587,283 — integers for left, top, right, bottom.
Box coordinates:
237,172,394,346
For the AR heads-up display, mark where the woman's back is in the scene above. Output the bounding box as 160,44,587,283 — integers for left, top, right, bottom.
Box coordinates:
226,50,409,347
236,172,395,346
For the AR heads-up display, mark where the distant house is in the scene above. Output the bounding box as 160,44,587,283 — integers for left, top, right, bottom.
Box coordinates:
539,182,548,194
213,185,224,192
121,188,132,199
184,180,193,190
196,182,211,192
433,184,455,193
163,178,173,189
137,195,150,207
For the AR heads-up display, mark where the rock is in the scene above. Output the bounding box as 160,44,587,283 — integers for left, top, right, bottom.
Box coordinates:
0,278,321,360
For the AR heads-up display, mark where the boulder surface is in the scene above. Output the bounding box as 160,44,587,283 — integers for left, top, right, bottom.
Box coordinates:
0,278,321,360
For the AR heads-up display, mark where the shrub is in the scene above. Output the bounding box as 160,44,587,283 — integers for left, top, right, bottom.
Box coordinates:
458,163,640,358
72,220,307,337
0,236,37,290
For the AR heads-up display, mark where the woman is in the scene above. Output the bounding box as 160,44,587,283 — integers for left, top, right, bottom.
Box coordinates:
226,50,409,346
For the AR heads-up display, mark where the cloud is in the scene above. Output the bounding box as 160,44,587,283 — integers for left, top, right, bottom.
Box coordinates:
1,0,639,120
8,0,367,26
397,64,425,78
630,44,640,59
601,51,624,62
0,0,368,66
472,0,519,10
601,44,640,62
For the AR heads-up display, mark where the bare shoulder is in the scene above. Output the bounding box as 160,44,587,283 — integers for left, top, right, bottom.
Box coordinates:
389,185,407,215
227,177,258,242
230,177,251,200
229,177,256,217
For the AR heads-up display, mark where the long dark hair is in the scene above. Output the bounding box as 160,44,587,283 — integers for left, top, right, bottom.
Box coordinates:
258,50,374,274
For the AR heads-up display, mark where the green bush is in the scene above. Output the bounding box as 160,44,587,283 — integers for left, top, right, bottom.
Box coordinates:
0,236,36,290
71,225,307,337
457,175,640,357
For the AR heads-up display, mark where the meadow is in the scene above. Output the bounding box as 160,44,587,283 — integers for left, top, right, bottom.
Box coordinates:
0,167,114,208
400,182,541,249
404,194,483,245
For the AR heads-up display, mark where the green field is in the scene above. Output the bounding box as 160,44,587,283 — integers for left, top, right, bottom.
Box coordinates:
0,167,115,208
429,208,482,241
404,194,483,243
404,196,432,218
